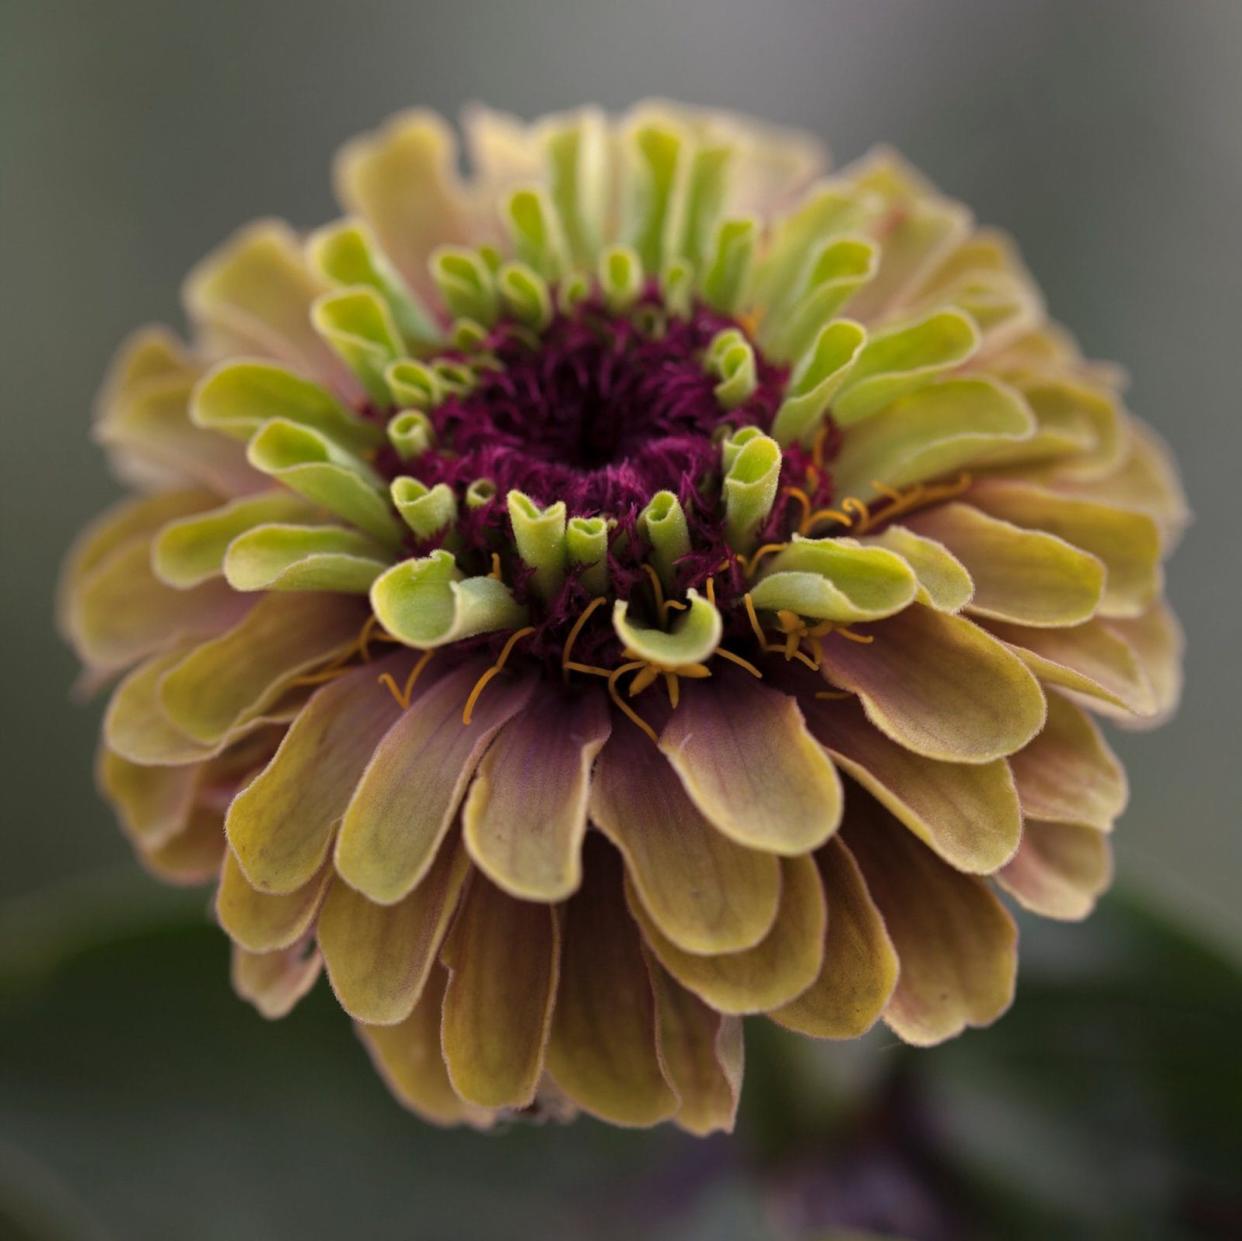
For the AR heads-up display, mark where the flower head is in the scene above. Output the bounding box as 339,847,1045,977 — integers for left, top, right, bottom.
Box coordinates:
61,102,1187,1133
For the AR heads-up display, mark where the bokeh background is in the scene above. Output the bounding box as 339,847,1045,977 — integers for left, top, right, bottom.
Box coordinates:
2,2,1239,1238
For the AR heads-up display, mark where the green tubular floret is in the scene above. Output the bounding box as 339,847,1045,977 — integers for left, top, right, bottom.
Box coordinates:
624,120,688,273
387,409,434,461
497,262,553,332
306,219,439,345
429,246,499,326
699,217,757,315
719,424,765,473
567,516,610,594
385,358,443,409
704,328,757,410
723,433,782,552
504,187,570,282
390,477,457,540
465,478,497,509
599,245,643,314
612,590,722,667
370,549,527,649
771,319,868,447
246,417,402,549
506,490,568,599
639,490,691,589
310,287,406,407
660,257,695,319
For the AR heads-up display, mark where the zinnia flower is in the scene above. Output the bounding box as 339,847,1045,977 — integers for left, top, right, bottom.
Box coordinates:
60,102,1187,1133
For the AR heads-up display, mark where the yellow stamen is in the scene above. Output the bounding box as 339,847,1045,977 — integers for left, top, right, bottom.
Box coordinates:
782,486,812,532
377,648,436,710
561,595,608,681
705,574,717,607
462,627,535,724
811,423,832,472
743,542,788,577
488,552,503,580
742,592,768,648
716,648,763,679
802,506,853,532
836,626,875,645
607,661,660,744
815,689,854,700
357,614,381,663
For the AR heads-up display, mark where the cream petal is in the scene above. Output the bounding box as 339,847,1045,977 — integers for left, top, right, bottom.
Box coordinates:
591,717,781,954
357,964,494,1129
215,850,332,952
659,672,842,855
818,605,1046,763
1104,601,1184,730
546,836,678,1127
441,874,560,1109
628,854,827,1015
226,654,414,894
907,501,1105,627
804,695,1021,873
230,939,322,1020
462,687,610,901
771,838,897,1039
843,795,1017,1046
1009,692,1127,830
335,662,535,904
997,820,1114,920
650,963,743,1137
317,841,470,1025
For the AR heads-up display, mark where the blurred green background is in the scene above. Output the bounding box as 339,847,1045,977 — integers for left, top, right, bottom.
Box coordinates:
1,1,1239,1238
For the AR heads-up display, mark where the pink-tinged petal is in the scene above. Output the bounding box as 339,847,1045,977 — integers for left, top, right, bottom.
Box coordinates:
137,805,227,886
462,687,611,901
441,873,560,1109
67,536,249,674
1104,601,1184,730
650,962,743,1137
659,671,843,855
1009,693,1128,830
215,850,332,952
96,745,197,849
546,836,678,1127
591,718,781,954
980,617,1156,719
804,695,1021,873
335,663,535,905
997,820,1114,921
230,939,322,1020
226,654,414,894
771,838,898,1039
357,965,494,1130
159,593,365,745
819,605,1046,763
967,479,1162,619
628,854,827,1015
906,501,1105,627
317,838,470,1026
843,794,1017,1046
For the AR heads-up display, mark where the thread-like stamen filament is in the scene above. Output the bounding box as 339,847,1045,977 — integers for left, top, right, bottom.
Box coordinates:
488,552,503,580
377,648,436,710
716,648,763,678
561,595,608,681
743,542,788,577
462,627,535,724
607,661,660,744
815,688,854,700
782,486,812,532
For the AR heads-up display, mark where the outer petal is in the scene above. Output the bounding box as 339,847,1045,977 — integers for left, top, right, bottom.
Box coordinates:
650,963,743,1137
462,687,611,901
771,838,898,1039
546,836,678,1127
138,803,228,886
335,663,535,904
843,794,1017,1046
215,850,332,952
230,940,322,1020
357,964,494,1129
96,745,197,849
440,874,560,1109
1008,692,1128,830
997,820,1114,920
628,855,827,1015
658,672,843,855
818,605,1046,763
317,839,470,1025
803,695,1021,873
906,501,1105,627
226,654,414,894
1105,601,1184,730
159,593,364,745
591,718,781,954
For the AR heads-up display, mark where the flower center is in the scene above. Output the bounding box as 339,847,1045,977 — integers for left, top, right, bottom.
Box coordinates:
393,294,788,520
